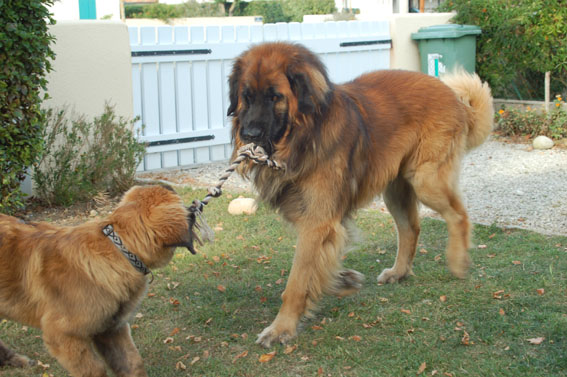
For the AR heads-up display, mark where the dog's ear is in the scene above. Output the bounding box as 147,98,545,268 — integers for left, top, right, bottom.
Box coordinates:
287,71,315,114
227,58,243,117
286,63,331,115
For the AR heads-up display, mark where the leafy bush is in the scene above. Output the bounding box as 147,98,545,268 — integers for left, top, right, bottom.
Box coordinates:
439,0,567,101
34,105,146,206
0,0,55,214
495,96,567,139
179,0,226,18
282,0,336,22
234,1,289,23
126,1,225,21
124,4,144,18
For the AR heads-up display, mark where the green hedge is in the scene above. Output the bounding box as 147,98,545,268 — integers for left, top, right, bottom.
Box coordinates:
439,0,567,100
235,0,335,23
0,0,55,214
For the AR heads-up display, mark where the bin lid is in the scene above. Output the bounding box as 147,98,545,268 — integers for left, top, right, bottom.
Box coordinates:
411,24,481,40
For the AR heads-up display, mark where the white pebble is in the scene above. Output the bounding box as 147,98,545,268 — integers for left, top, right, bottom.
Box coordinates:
533,135,554,150
228,197,257,215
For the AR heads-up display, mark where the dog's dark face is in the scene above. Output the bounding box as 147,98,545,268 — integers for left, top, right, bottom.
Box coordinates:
236,85,289,155
227,42,332,156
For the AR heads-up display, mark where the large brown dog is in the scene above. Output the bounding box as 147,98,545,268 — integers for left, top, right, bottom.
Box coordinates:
0,185,196,376
228,42,494,347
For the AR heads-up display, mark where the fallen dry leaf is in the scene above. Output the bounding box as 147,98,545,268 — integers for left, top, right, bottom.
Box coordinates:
350,335,362,342
190,356,200,366
461,331,470,346
439,295,447,303
318,367,323,375
217,285,226,293
259,351,276,363
477,244,487,249
527,337,545,345
499,308,506,316
212,256,220,262
275,278,283,285
348,312,355,317
417,361,427,375
169,327,180,336
175,361,186,370
169,298,180,306
493,290,505,299
512,260,522,265
163,337,174,344
205,318,213,325
232,350,248,363
536,288,545,295
419,248,428,254
311,325,323,330
284,344,298,354
401,309,411,315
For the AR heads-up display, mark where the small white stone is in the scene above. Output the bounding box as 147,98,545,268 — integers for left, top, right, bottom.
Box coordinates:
228,197,257,215
89,209,98,217
533,135,554,150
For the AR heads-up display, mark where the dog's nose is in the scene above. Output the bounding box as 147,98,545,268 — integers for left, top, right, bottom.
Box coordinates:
241,125,262,140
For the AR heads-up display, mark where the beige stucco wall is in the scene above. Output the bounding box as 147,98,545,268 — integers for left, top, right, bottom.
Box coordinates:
389,12,455,71
44,21,133,121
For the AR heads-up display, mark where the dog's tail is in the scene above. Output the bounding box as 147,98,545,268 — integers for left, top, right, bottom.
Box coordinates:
442,70,494,150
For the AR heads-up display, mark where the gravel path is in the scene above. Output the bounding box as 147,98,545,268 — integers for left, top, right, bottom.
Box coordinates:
137,138,567,236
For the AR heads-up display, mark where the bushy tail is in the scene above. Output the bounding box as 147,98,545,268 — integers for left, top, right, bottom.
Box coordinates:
442,70,494,150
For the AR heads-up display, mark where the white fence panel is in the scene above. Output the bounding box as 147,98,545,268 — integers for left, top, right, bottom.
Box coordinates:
130,20,391,171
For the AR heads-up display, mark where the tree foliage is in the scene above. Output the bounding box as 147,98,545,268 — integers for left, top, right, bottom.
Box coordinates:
0,0,55,214
439,0,567,100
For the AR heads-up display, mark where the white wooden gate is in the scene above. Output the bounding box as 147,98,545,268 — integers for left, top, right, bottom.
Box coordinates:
129,20,391,171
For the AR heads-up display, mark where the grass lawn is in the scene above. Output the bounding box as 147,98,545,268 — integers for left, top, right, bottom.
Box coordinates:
1,187,566,377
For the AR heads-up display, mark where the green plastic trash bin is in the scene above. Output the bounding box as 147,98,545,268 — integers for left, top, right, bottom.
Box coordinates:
411,24,481,77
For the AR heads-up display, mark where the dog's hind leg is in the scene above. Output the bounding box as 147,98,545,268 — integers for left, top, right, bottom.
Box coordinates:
93,323,147,377
257,220,349,347
0,339,35,368
42,327,108,377
377,176,421,284
411,162,471,278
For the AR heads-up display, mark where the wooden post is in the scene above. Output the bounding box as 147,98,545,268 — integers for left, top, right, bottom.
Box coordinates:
120,0,125,22
420,0,425,13
545,71,550,113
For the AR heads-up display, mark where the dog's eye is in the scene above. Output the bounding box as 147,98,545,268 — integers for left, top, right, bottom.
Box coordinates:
271,94,281,102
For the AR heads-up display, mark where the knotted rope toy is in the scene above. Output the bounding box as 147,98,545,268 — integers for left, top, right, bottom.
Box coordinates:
187,143,285,250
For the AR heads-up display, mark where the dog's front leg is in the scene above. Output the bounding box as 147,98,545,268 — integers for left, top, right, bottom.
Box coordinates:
257,220,355,347
93,323,147,377
42,327,108,377
0,339,35,368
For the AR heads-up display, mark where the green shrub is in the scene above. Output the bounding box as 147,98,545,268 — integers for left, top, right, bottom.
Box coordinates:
0,0,55,214
282,0,336,22
234,1,289,24
126,1,225,20
495,96,567,139
179,0,226,18
34,105,146,206
124,4,145,18
439,0,567,101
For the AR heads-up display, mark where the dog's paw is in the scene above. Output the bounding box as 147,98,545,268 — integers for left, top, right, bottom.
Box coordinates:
6,354,35,368
256,323,296,348
447,252,471,279
377,268,412,284
334,269,364,297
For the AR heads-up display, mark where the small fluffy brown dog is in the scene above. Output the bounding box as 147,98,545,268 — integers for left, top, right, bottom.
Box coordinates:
0,185,196,377
228,42,494,347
